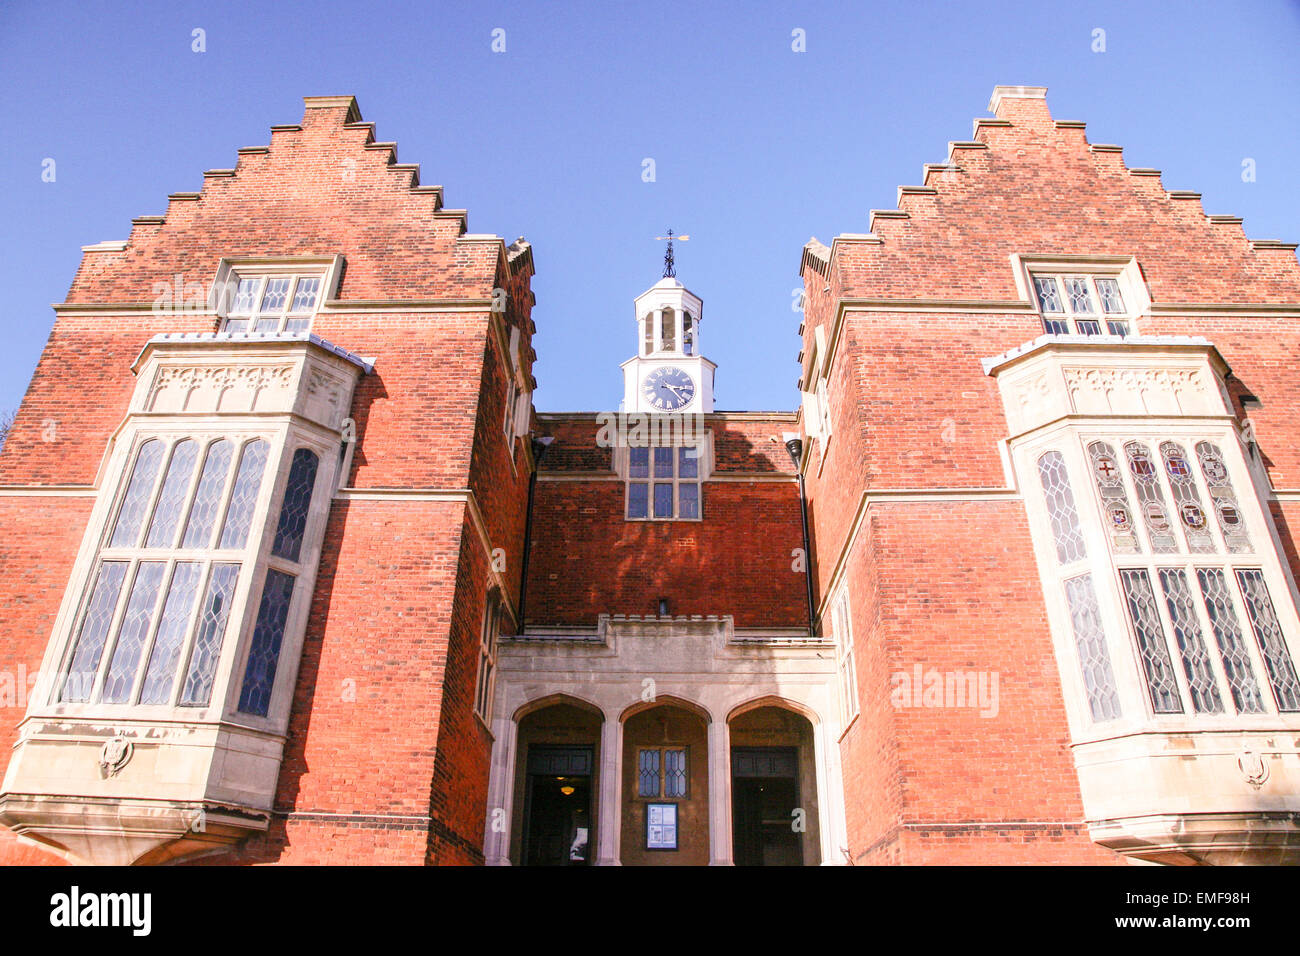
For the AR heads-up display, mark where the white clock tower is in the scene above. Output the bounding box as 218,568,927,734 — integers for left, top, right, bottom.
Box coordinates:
620,248,716,413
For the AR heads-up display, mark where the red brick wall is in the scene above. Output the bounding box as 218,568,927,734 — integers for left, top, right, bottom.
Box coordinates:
0,97,532,866
801,90,1300,865
525,414,808,628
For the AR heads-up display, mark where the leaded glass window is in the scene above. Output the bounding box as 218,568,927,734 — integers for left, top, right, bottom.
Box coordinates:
664,749,688,798
58,433,277,710
180,563,240,706
61,562,129,702
1235,570,1300,712
1037,451,1087,565
138,562,204,705
237,569,297,717
110,439,165,548
1119,569,1182,714
218,439,269,549
638,749,661,797
1196,569,1265,714
1032,274,1131,336
1196,441,1251,553
638,747,687,798
626,444,702,521
1159,441,1213,553
1064,574,1122,721
1087,441,1139,554
100,561,167,704
145,439,199,548
1156,569,1224,714
272,449,320,562
183,440,235,548
1124,441,1177,553
222,272,324,334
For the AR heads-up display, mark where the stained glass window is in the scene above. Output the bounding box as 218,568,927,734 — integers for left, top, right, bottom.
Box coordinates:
1064,574,1122,721
638,748,687,799
237,569,297,717
1087,440,1139,554
1037,451,1087,565
272,448,320,562
1160,441,1214,553
1119,569,1182,714
1195,441,1251,553
1124,441,1177,553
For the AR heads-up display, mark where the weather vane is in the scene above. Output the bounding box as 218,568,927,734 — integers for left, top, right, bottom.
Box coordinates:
655,229,690,278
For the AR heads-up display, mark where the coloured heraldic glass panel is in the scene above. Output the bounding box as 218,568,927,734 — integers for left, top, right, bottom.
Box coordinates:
1087,440,1139,554
1160,441,1214,553
1195,441,1251,554
1124,441,1177,553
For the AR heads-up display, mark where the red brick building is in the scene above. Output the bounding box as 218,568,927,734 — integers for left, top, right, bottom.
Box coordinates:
1,87,1298,866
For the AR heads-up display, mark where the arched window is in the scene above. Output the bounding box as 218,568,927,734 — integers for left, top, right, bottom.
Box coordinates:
683,313,694,355
643,314,654,356
661,307,676,352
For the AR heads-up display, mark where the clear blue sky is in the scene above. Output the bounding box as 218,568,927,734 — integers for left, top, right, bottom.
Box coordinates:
1,0,1297,414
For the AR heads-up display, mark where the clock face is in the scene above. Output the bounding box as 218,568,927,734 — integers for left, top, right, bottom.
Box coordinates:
643,366,696,411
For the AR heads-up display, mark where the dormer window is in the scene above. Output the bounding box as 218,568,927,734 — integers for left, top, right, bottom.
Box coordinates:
1032,274,1131,337
223,273,323,334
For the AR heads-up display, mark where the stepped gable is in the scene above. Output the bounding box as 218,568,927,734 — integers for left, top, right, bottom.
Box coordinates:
803,85,1300,304
66,96,508,304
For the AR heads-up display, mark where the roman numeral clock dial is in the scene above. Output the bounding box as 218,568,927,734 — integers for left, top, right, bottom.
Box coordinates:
643,366,696,411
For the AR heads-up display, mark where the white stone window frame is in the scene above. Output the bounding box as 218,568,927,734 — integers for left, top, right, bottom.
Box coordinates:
501,326,531,451
619,438,711,522
1010,255,1150,339
474,591,503,724
1020,421,1300,741
830,588,859,726
211,256,344,335
31,417,340,733
799,325,835,481
1076,427,1300,723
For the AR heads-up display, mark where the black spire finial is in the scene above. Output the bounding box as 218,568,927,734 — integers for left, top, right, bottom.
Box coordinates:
655,230,689,278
